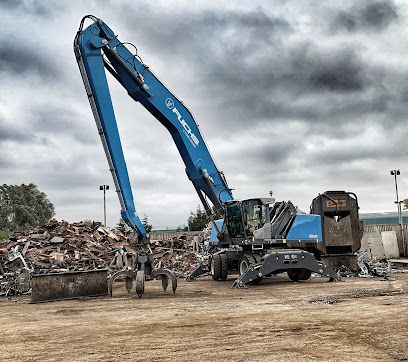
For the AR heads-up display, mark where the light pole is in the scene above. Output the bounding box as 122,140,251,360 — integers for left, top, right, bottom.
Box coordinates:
390,169,405,256
399,200,406,257
390,169,401,223
99,185,109,226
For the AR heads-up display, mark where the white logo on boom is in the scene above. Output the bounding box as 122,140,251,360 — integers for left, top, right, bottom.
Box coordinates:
172,108,200,147
165,98,199,147
165,98,174,109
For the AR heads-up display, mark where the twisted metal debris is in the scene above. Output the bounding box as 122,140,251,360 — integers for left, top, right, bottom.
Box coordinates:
0,220,200,296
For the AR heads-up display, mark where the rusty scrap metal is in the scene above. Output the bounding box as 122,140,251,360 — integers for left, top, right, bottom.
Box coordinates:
310,191,363,255
357,249,391,278
0,220,201,298
327,250,392,278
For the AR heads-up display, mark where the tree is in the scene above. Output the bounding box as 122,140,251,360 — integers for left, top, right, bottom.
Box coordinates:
117,218,135,236
117,218,130,234
187,205,222,231
116,216,152,235
404,198,408,210
188,205,211,231
142,214,152,233
0,183,55,232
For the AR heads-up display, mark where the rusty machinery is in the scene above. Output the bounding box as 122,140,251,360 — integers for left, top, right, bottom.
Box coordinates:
310,191,363,270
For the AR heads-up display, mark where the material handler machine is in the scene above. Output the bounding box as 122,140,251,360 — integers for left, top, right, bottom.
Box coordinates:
75,16,338,297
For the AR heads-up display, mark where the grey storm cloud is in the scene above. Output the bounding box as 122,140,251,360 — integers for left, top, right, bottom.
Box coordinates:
120,6,291,53
1,0,407,227
220,133,293,168
0,107,94,147
195,45,387,131
309,145,391,166
0,41,57,78
0,0,51,16
33,107,99,145
308,49,366,92
332,0,398,32
0,117,32,142
115,3,398,131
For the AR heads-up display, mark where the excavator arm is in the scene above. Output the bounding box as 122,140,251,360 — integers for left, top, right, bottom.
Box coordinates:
74,16,233,238
73,16,338,295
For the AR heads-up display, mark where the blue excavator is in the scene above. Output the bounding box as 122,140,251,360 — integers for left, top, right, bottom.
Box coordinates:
74,16,337,297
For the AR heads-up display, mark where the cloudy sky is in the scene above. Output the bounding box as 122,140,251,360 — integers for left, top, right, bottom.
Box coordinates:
1,0,408,228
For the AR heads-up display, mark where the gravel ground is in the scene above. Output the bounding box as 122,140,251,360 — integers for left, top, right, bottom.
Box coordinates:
1,273,407,361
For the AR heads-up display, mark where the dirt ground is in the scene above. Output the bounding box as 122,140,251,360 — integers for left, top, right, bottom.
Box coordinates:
1,273,408,362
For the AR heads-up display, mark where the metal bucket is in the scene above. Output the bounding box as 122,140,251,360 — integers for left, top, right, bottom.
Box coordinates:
31,269,108,303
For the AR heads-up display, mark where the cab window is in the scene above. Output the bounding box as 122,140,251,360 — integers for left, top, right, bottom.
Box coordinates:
243,200,265,236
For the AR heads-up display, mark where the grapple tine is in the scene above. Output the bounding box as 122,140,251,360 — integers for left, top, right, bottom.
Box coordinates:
171,273,177,294
152,268,178,295
109,270,135,297
125,276,133,293
135,270,145,298
161,275,169,291
109,266,177,298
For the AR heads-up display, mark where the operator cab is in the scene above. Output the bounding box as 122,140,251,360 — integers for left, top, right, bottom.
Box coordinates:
224,198,274,239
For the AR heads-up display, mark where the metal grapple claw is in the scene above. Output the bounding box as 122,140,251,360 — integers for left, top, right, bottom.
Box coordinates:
109,267,178,298
109,270,136,296
161,275,169,291
108,246,178,298
152,268,178,294
125,276,134,293
135,270,145,298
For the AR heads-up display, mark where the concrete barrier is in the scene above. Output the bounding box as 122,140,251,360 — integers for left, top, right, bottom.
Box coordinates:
381,231,400,259
364,224,407,256
361,226,385,259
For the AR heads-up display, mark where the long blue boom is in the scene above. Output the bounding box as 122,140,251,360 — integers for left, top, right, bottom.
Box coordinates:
74,16,233,236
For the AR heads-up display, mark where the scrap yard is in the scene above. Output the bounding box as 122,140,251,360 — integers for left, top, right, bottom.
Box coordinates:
2,2,408,361
1,225,408,361
1,274,408,361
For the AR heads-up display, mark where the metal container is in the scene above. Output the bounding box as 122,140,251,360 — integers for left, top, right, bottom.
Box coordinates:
31,269,108,303
311,191,363,256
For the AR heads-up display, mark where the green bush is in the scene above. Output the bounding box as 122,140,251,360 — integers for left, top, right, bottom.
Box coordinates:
0,183,55,232
0,230,12,240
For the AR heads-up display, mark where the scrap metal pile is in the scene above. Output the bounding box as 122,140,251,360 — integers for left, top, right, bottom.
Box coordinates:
149,236,202,275
0,220,200,296
336,249,392,278
357,249,392,278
